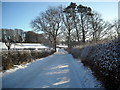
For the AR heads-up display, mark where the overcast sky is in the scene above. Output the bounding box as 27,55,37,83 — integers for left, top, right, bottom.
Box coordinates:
2,2,118,31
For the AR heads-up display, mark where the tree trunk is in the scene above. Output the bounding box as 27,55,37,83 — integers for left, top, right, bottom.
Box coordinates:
73,16,79,44
68,31,71,50
7,46,10,50
5,42,11,50
82,28,85,43
75,23,80,44
81,14,85,43
53,37,57,52
77,32,80,43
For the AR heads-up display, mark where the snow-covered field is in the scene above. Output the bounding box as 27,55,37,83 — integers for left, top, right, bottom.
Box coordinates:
2,49,101,88
0,42,49,50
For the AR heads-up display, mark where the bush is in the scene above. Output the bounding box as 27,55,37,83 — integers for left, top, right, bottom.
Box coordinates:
70,38,120,90
2,50,54,70
69,48,83,58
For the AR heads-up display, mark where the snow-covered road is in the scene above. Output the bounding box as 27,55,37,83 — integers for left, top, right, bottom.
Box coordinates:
2,49,101,88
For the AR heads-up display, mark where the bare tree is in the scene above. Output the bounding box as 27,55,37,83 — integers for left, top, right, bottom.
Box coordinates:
14,29,25,43
2,29,25,50
31,6,63,52
62,5,75,49
113,19,120,38
77,4,93,43
99,22,115,40
63,2,92,45
66,2,80,44
2,29,15,50
88,12,105,42
30,2,117,49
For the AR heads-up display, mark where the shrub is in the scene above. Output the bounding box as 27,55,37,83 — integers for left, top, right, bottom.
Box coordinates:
70,38,120,90
2,50,54,70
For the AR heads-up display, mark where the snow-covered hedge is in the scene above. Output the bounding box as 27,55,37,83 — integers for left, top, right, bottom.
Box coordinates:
70,48,83,58
70,38,120,90
1,50,54,70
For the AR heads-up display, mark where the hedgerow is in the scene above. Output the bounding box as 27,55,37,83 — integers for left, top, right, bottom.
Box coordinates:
1,50,54,70
70,38,120,90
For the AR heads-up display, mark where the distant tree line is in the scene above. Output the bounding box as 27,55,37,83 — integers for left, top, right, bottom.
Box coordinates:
0,29,50,50
25,31,52,46
31,2,120,51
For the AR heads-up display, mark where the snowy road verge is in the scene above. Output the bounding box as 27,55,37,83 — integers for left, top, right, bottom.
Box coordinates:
2,49,101,88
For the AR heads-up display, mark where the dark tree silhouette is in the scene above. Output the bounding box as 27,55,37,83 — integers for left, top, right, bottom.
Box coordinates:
77,4,93,43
